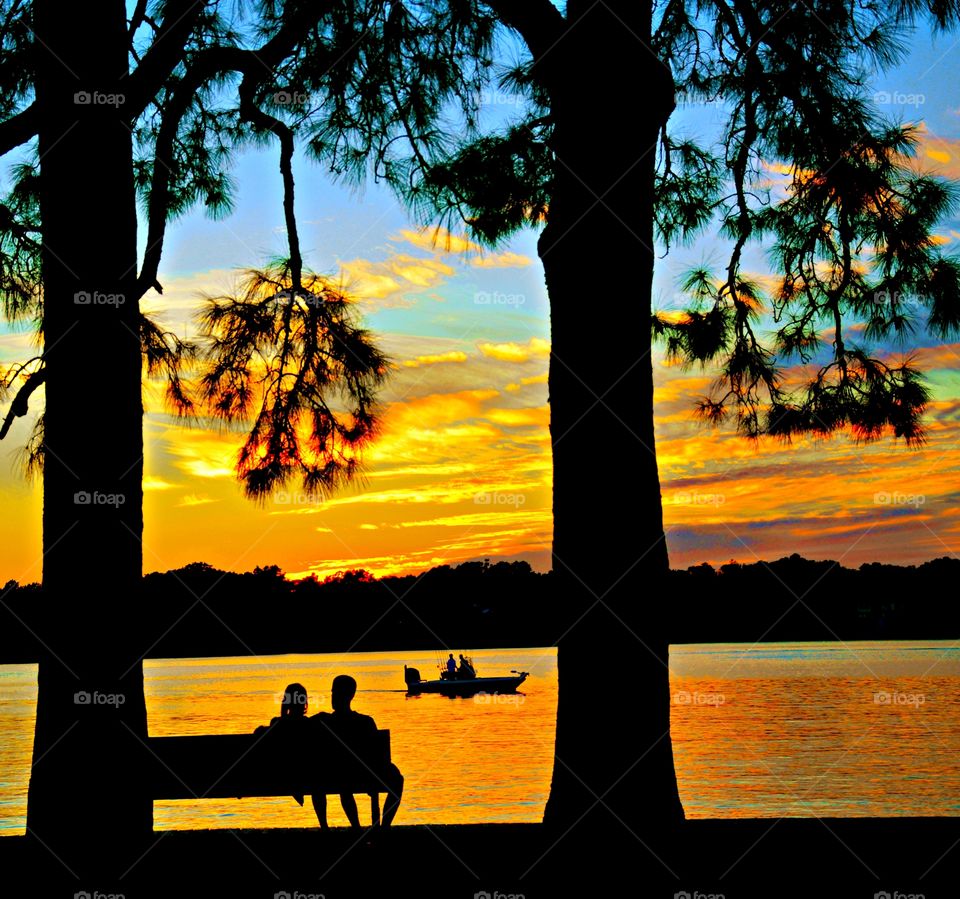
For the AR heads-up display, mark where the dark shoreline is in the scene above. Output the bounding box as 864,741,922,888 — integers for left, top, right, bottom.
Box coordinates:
1,554,957,663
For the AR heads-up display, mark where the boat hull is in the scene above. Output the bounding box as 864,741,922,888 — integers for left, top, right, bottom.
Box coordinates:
406,673,528,697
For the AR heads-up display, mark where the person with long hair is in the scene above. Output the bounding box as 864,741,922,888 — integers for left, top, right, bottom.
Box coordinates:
254,682,317,818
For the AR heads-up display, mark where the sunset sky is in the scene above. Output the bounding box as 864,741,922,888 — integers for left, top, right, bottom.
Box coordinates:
3,26,960,582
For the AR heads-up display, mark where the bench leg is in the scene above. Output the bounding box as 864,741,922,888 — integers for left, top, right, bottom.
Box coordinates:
310,793,328,829
380,764,404,827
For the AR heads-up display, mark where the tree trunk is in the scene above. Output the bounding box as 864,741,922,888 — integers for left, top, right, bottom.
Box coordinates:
540,0,683,847
28,0,150,876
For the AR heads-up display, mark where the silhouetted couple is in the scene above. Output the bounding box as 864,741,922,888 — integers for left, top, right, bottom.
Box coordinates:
256,675,403,829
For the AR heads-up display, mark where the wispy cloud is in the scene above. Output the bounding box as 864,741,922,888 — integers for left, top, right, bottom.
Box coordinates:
401,351,469,368
478,337,550,363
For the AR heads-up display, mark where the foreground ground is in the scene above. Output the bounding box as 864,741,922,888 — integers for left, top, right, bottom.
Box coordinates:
2,817,957,897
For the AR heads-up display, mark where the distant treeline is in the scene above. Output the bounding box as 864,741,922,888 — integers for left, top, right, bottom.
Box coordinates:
0,554,955,662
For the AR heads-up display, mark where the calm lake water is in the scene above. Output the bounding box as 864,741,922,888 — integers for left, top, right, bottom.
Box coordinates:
2,641,960,832
0,648,557,833
672,640,960,817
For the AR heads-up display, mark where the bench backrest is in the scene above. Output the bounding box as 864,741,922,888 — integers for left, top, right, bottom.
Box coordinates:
146,728,391,799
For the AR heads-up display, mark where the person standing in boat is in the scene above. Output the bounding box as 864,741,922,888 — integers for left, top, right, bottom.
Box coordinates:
457,654,475,679
445,653,457,677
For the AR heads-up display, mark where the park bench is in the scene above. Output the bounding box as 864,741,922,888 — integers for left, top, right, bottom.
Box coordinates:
145,728,392,800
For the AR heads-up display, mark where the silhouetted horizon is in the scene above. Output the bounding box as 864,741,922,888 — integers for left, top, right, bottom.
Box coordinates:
1,553,956,666
7,547,960,591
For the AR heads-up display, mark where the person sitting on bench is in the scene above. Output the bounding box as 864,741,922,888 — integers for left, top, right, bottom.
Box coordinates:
253,681,312,809
312,674,404,829
258,681,309,730
254,681,353,829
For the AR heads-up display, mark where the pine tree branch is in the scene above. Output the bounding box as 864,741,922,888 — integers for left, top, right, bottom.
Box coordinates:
0,203,40,245
0,103,38,157
0,366,44,440
135,1,338,299
481,0,565,64
123,0,211,120
128,0,149,37
238,77,302,292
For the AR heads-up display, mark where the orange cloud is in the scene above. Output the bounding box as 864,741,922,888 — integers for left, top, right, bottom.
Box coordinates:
143,476,178,491
521,372,549,385
486,406,550,428
912,342,960,370
178,494,218,507
397,227,482,255
397,227,531,268
402,351,469,369
163,428,237,479
907,123,960,179
478,337,550,363
506,371,549,392
471,251,532,268
340,254,455,306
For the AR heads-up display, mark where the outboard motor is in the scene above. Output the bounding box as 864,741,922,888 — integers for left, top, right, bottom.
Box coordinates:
404,665,421,687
